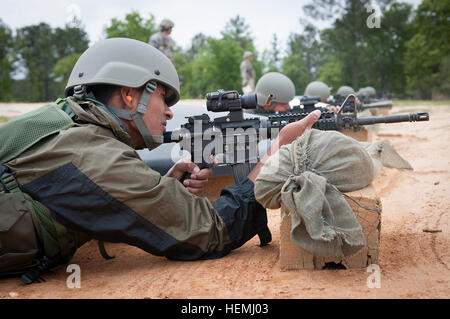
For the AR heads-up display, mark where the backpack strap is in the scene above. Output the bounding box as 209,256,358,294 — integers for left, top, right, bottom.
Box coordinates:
98,241,115,260
0,165,21,194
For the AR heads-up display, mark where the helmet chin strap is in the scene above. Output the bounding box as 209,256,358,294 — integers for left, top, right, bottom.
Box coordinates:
104,81,164,150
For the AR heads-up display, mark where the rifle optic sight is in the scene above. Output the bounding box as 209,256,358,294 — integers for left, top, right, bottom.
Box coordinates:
206,89,257,112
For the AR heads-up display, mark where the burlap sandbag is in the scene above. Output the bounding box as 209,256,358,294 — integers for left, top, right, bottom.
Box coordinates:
361,139,412,176
254,129,412,257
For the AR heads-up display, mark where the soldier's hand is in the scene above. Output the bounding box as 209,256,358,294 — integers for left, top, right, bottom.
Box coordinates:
278,110,321,145
247,110,321,182
165,158,213,195
183,166,213,195
327,105,340,114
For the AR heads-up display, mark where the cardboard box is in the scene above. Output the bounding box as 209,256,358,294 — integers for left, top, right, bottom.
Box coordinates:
341,127,374,142
280,184,382,270
198,175,235,201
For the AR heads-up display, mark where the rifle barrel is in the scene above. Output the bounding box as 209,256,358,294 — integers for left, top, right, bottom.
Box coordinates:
361,101,393,109
356,112,429,126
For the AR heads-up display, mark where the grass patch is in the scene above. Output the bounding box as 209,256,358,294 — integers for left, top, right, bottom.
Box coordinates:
0,116,11,124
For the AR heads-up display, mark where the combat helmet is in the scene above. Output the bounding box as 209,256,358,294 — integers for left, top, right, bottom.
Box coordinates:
254,72,295,112
337,85,355,97
304,81,330,101
65,37,180,150
357,87,369,98
243,51,253,59
365,86,376,98
160,19,174,31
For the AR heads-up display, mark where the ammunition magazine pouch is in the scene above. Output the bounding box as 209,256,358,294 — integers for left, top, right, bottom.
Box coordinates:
0,173,40,274
0,165,39,272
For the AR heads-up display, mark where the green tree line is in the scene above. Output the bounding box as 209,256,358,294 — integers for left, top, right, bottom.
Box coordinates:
0,18,90,102
0,0,448,102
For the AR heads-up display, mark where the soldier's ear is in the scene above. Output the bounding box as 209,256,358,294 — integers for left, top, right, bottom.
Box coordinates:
120,87,138,110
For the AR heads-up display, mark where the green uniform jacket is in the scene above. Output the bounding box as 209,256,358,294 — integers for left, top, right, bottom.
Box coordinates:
4,98,270,260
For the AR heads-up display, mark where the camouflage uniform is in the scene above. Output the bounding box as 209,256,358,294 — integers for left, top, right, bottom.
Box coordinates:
3,98,270,261
0,38,270,277
149,32,175,61
240,60,255,94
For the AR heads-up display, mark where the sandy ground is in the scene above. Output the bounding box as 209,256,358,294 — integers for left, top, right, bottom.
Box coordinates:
0,102,448,299
0,102,46,117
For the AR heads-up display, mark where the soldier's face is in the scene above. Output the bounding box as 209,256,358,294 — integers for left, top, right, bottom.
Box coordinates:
116,84,173,149
273,103,291,112
143,84,173,139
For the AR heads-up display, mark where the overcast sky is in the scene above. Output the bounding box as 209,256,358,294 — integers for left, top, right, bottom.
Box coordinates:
1,0,422,55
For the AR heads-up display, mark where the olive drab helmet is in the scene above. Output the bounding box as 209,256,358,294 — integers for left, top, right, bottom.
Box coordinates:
337,85,355,97
365,86,376,98
65,37,180,150
357,87,369,99
160,19,175,31
254,72,295,112
243,51,253,59
304,81,330,101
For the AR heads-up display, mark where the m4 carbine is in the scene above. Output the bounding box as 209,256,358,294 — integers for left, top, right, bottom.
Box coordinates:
163,91,429,182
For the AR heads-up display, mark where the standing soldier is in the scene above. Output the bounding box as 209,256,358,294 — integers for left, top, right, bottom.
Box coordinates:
149,19,175,62
240,51,256,94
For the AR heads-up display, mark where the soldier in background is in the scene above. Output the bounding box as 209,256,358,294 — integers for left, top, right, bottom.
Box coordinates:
304,80,339,114
240,51,256,94
253,72,295,113
337,85,355,98
253,75,339,114
304,81,331,103
149,19,175,62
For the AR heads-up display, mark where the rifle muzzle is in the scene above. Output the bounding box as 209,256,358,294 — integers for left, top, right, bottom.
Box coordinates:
356,112,429,126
